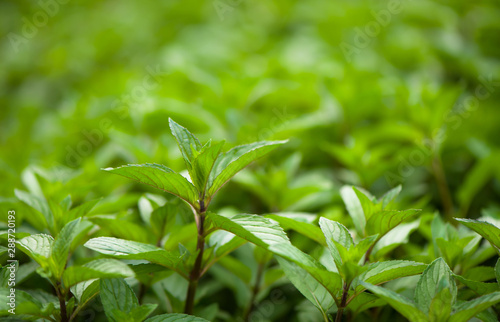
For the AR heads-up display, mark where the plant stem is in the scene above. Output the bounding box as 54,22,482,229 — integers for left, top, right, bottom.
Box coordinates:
364,244,375,265
55,283,68,322
243,262,265,321
432,156,454,222
184,210,206,315
335,282,349,322
69,291,100,322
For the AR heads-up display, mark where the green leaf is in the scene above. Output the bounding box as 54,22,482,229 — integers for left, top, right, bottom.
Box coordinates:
103,163,199,207
463,266,496,282
269,243,343,298
100,278,147,322
206,212,290,249
169,118,202,166
379,185,402,208
454,275,499,296
347,292,385,314
319,218,379,282
340,185,365,235
353,260,427,294
67,198,101,221
277,257,335,315
318,217,353,271
455,218,500,252
84,237,185,275
361,282,428,321
365,209,421,238
208,230,246,262
71,279,100,304
0,288,50,317
15,189,51,230
429,280,453,322
60,195,72,211
48,198,64,232
150,202,177,240
145,313,210,322
435,237,470,269
70,219,94,252
266,213,326,246
191,140,225,194
353,187,378,220
16,234,53,265
207,140,287,197
63,259,135,288
52,218,82,278
123,304,157,321
449,292,500,322
414,258,456,315
348,235,378,264
372,221,420,259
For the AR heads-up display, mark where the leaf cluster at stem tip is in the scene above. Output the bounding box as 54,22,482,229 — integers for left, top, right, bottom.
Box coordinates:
102,118,287,214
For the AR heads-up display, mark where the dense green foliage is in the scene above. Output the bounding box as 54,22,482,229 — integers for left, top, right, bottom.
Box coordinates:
1,0,500,321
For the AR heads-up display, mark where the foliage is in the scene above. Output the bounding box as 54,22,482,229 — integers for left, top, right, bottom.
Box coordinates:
1,1,500,320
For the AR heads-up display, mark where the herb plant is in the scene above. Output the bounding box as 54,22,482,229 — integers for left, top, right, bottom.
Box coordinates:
2,121,500,322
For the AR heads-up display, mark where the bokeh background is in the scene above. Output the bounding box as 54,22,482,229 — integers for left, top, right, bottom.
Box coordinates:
1,0,500,320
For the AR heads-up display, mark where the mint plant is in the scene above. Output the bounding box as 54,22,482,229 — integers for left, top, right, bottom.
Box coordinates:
363,258,500,322
268,186,426,321
13,215,134,321
90,119,286,314
4,121,500,321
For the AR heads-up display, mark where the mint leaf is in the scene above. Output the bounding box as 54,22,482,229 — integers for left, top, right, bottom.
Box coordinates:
100,278,157,322
277,257,335,315
266,213,326,246
191,140,225,194
353,260,427,294
16,234,53,266
169,118,202,167
63,259,135,288
67,198,101,221
429,280,453,321
353,187,378,220
84,237,185,275
71,279,100,304
207,140,287,197
51,218,82,278
103,163,199,207
455,218,500,252
362,282,428,321
378,185,402,208
365,209,421,238
15,189,51,230
145,313,210,322
206,213,290,249
414,258,456,315
270,243,343,298
450,292,500,322
318,217,353,271
454,275,499,296
340,186,365,235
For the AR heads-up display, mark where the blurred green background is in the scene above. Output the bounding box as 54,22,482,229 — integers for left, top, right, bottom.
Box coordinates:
2,0,500,217
2,0,500,320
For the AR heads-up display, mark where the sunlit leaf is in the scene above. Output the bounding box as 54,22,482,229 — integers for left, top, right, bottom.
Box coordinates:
207,140,287,197
103,163,199,207
84,237,185,275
